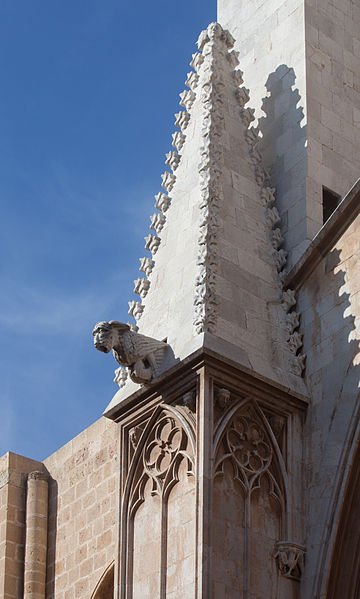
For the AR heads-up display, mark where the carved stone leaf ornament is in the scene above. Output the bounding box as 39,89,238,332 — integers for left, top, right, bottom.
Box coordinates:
150,212,166,234
172,130,185,152
145,233,160,255
193,22,243,335
139,256,155,277
154,191,171,213
174,110,190,131
128,300,144,320
114,366,128,388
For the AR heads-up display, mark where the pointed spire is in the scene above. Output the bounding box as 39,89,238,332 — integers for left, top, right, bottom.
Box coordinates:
116,22,306,400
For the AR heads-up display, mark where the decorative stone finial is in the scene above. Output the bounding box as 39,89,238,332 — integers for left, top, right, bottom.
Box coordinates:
93,321,169,385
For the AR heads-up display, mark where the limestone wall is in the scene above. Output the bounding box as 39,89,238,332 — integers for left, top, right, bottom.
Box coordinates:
43,417,118,599
306,0,360,209
296,210,360,597
218,0,360,268
0,452,44,599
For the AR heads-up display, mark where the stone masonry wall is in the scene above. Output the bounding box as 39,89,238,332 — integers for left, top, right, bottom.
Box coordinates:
43,416,118,599
218,0,309,267
0,452,44,599
298,212,360,597
306,0,360,216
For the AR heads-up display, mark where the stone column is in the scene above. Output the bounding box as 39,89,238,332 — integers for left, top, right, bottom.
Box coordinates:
23,471,49,599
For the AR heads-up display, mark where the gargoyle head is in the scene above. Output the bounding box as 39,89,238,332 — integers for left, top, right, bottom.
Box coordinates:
92,321,130,353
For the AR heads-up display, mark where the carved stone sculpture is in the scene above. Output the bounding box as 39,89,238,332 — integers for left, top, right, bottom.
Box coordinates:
274,541,305,580
93,321,169,385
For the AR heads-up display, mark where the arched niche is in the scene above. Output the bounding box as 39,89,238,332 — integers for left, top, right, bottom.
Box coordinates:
91,561,114,599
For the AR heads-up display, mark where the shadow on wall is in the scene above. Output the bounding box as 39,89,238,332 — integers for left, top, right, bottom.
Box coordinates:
258,65,307,260
303,244,360,598
46,477,58,599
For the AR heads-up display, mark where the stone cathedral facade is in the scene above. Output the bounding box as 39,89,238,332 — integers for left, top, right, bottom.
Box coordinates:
1,1,359,598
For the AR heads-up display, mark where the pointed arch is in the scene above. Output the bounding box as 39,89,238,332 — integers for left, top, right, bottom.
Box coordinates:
326,434,360,599
119,403,196,598
213,396,289,534
91,561,114,599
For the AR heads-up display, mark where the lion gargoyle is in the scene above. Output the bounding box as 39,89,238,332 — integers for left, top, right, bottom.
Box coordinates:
92,320,169,385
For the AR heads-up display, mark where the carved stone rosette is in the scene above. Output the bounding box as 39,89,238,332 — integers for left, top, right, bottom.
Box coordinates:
274,541,306,581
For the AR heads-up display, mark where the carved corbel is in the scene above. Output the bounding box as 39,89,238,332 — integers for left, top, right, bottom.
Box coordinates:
129,425,144,449
274,542,305,581
215,387,231,408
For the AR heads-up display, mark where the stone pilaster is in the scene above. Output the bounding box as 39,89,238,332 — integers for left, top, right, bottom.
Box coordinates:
24,471,49,599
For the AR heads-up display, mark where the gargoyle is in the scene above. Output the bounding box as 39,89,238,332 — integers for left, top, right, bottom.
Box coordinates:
92,320,168,385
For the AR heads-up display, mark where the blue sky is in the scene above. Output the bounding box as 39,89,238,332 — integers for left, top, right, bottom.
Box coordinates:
0,1,216,461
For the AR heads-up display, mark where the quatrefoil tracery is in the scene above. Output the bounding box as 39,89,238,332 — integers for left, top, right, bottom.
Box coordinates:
215,413,274,495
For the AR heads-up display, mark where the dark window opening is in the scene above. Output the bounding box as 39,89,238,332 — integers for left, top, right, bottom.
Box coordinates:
323,187,341,223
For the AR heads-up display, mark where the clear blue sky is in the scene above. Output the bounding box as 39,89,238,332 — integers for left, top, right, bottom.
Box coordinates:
0,1,216,461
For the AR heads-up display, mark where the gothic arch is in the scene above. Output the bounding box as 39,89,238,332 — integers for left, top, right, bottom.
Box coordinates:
326,431,360,598
119,403,196,598
91,561,114,599
213,396,289,535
